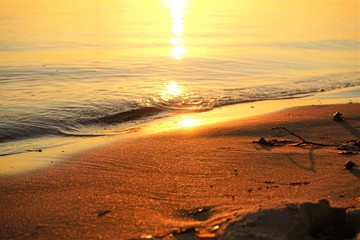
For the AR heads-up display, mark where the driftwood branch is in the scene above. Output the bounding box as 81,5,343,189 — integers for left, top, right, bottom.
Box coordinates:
271,127,332,147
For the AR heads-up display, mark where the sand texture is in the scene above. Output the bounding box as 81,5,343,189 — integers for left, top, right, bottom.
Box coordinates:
1,104,360,239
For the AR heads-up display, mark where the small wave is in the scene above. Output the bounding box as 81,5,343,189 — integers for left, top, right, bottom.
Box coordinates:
91,107,163,124
145,93,214,112
0,107,165,143
0,125,112,144
0,124,64,143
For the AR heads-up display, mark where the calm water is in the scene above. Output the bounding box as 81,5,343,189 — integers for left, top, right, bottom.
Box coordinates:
0,0,359,155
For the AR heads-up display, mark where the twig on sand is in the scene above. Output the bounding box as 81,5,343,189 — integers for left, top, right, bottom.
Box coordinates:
271,127,332,147
252,137,292,146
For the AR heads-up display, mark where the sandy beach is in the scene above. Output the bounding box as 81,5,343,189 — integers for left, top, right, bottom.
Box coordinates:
1,1,359,239
1,103,360,239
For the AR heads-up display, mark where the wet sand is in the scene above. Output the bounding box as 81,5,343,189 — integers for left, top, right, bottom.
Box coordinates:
1,103,360,239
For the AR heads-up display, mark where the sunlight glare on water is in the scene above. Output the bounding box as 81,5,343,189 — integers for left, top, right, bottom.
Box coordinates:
165,0,188,60
162,81,183,100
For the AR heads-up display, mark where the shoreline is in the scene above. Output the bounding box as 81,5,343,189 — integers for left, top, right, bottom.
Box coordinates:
1,101,359,239
1,86,359,176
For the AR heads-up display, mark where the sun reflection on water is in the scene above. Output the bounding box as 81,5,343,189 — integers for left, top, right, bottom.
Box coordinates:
165,81,183,96
160,81,183,101
165,0,188,60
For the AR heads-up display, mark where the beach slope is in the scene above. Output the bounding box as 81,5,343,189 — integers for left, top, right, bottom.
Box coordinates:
1,104,360,239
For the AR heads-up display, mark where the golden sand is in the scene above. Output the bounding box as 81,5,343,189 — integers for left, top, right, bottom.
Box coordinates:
1,103,359,239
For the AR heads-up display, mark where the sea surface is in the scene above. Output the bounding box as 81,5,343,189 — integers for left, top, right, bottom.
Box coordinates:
0,0,359,156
